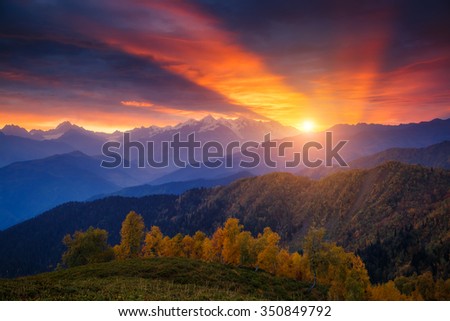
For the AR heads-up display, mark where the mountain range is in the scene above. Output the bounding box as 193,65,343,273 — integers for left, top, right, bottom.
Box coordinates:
0,162,448,283
0,117,449,230
299,141,450,179
0,152,120,229
90,171,254,200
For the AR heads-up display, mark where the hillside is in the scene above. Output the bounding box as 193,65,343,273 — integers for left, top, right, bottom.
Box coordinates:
0,162,448,282
0,132,74,167
0,151,174,229
0,152,122,229
350,141,450,169
328,118,450,160
298,141,450,179
273,118,450,169
0,257,326,300
97,171,253,198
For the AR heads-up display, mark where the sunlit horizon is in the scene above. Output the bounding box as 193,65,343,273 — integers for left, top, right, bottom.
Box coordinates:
1,113,448,135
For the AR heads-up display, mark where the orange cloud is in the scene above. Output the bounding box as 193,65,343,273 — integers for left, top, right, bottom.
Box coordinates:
120,99,235,121
78,0,307,125
121,100,153,107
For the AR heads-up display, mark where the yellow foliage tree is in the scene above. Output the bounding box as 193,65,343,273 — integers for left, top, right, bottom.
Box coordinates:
192,231,207,260
222,218,243,265
276,249,292,278
159,236,174,257
434,278,450,300
142,226,164,258
303,228,371,300
256,227,281,274
370,281,409,300
210,227,225,262
181,235,194,258
303,228,326,287
237,231,256,266
114,211,145,260
290,252,308,281
201,238,215,262
170,233,185,257
109,216,387,301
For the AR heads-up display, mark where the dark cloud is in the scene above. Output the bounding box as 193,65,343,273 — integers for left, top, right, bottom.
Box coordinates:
0,36,244,113
0,0,263,126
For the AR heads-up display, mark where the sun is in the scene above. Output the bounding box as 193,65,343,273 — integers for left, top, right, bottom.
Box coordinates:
299,120,315,132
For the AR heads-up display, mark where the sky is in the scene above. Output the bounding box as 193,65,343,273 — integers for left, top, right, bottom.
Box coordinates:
1,0,449,132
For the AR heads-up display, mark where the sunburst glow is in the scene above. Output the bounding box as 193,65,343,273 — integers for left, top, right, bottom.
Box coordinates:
299,120,315,132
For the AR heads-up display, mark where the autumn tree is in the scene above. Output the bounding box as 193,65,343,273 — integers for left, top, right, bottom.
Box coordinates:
290,252,307,281
181,235,194,258
191,231,207,260
61,227,114,268
237,231,256,266
303,228,326,289
434,278,450,300
303,228,371,300
142,226,164,258
170,233,185,257
201,237,216,262
256,227,281,274
416,272,436,300
276,249,292,278
114,211,145,260
159,236,174,257
222,218,243,265
370,281,409,300
326,249,370,300
210,227,225,262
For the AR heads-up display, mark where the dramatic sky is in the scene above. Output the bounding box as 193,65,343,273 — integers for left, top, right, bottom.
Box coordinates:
1,0,449,131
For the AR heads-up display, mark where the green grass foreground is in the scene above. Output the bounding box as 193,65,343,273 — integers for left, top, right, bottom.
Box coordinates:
0,257,327,300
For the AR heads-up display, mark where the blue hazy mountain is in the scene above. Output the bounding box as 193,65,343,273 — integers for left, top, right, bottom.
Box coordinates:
0,152,126,230
328,118,450,160
298,140,450,179
53,128,107,156
92,171,254,199
349,140,450,169
1,117,449,230
0,132,74,167
276,118,450,165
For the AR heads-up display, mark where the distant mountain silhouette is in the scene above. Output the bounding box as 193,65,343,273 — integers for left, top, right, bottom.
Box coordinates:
1,118,449,231
29,121,98,141
276,118,450,169
350,141,450,169
299,141,450,179
2,117,449,176
117,115,300,143
0,124,32,138
0,152,128,229
329,118,450,160
0,132,74,167
92,171,254,199
54,129,106,156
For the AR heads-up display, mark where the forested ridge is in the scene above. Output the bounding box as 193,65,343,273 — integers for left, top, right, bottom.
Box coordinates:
0,162,448,286
2,214,447,300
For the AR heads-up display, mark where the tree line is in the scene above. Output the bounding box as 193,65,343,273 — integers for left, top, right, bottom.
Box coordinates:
61,211,450,300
